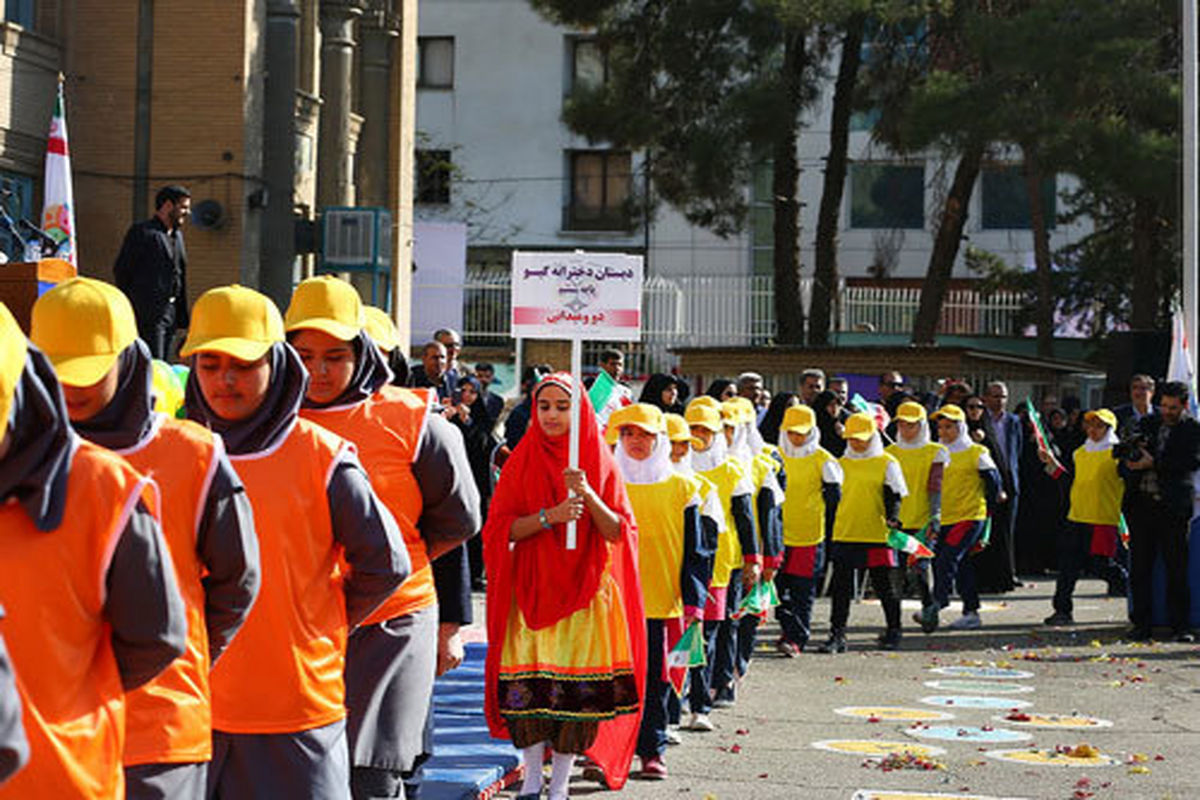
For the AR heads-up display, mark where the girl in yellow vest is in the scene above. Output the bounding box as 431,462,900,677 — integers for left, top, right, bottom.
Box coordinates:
821,412,908,653
31,278,262,800
0,302,186,800
885,401,949,615
1039,409,1127,626
181,285,409,799
775,405,843,655
919,405,1003,633
683,399,754,731
284,276,481,800
723,398,783,689
607,404,706,780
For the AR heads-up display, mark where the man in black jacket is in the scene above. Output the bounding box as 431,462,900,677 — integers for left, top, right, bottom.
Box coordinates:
113,185,191,359
1124,381,1200,642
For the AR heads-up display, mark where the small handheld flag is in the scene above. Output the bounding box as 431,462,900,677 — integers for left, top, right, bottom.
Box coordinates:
888,528,934,560
731,580,780,620
588,369,631,428
1024,399,1065,474
666,622,706,697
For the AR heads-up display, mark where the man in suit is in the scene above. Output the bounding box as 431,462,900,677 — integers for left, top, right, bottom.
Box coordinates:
113,185,191,360
984,381,1024,588
1114,374,1158,435
1124,381,1200,642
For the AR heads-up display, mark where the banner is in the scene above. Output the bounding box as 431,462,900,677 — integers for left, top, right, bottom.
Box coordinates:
42,78,76,265
511,251,643,341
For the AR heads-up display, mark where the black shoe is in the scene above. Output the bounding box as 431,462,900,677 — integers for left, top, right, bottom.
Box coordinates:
818,632,847,653
1127,626,1152,642
1043,611,1074,626
918,604,939,634
1173,630,1196,644
877,629,901,650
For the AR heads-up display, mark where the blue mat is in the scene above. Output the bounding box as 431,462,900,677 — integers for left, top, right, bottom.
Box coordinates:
422,642,521,800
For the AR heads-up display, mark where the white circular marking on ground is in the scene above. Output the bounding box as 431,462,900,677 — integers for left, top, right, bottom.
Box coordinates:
904,725,1033,744
811,739,946,758
928,665,1034,680
835,706,955,722
919,695,1032,710
992,712,1113,730
985,747,1119,767
924,679,1035,694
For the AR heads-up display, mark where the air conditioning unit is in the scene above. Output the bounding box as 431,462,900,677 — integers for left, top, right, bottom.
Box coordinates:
318,207,394,307
321,207,392,269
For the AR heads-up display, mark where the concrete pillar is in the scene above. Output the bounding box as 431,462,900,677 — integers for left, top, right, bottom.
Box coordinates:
318,0,362,208
388,0,418,352
259,0,302,308
356,12,397,207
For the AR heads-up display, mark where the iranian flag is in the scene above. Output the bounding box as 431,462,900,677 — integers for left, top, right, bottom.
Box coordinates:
588,368,631,427
887,528,934,560
42,78,76,265
1025,398,1065,475
666,621,706,697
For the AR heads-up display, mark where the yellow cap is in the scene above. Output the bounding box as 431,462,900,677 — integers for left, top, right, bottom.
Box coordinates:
781,404,815,434
31,277,137,387
1084,408,1117,429
363,306,399,352
605,403,666,445
689,395,722,413
723,397,754,425
843,412,877,440
894,401,927,423
284,275,365,342
0,303,28,443
664,412,699,444
930,404,966,423
180,285,284,361
685,400,723,432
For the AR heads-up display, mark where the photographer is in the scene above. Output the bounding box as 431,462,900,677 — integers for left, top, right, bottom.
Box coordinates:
1123,381,1200,642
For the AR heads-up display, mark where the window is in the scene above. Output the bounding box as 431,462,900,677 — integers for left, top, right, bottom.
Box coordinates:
981,165,1056,230
849,163,924,229
0,172,34,261
571,38,607,92
4,0,35,28
566,151,631,230
417,37,454,89
749,161,774,275
415,150,452,205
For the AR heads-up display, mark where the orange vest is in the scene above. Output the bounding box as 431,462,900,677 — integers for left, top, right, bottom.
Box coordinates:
301,386,432,623
0,439,157,800
210,419,349,734
115,415,219,765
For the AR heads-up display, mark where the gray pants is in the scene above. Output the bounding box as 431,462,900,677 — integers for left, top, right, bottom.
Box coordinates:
207,719,350,800
126,761,206,800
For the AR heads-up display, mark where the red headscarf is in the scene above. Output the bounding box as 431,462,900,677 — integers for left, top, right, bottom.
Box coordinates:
483,372,646,789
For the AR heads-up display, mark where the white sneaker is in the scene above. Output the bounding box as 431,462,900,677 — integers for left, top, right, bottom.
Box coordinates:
948,612,982,630
665,727,682,745
688,712,714,732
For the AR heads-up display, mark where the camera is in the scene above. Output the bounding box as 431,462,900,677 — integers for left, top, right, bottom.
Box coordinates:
1113,432,1149,462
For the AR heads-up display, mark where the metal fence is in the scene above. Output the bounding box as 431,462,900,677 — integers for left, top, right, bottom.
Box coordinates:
458,270,1024,374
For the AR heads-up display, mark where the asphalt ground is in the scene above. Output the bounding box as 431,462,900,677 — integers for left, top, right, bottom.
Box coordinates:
487,577,1200,800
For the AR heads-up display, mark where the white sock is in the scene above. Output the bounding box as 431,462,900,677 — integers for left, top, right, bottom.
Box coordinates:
547,751,574,799
520,743,545,796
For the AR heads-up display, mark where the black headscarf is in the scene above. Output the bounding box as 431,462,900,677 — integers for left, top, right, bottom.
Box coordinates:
639,373,686,415
294,330,393,410
0,343,74,531
813,389,845,457
706,378,735,401
184,342,307,456
759,391,798,447
72,340,157,451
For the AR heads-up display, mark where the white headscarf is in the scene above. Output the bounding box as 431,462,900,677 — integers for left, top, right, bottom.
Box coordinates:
615,429,674,484
894,417,932,449
843,429,885,460
1083,423,1119,452
727,421,753,466
670,446,694,475
691,429,729,473
747,421,766,454
938,418,972,453
779,425,822,459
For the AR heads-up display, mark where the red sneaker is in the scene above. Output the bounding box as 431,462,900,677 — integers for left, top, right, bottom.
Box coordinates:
641,755,668,779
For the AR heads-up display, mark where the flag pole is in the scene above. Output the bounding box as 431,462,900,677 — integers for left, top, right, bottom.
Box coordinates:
566,336,583,550
1184,0,1197,362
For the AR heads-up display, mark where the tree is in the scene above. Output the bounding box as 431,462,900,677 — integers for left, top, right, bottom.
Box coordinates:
530,0,827,344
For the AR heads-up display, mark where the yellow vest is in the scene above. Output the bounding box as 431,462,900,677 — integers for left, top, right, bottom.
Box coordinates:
942,445,989,524
1068,447,1125,525
782,448,835,547
832,454,896,544
886,442,946,530
697,458,748,588
626,474,701,619
750,452,779,545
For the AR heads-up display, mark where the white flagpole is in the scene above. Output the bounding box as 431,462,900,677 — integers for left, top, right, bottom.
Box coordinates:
566,336,583,550
1184,0,1197,363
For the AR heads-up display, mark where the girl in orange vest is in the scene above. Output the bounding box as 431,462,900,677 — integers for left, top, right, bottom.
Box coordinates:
0,302,187,800
181,285,409,799
484,373,645,799
31,277,262,800
284,276,480,800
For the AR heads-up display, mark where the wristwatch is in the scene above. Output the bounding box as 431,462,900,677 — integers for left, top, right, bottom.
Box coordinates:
539,508,552,530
